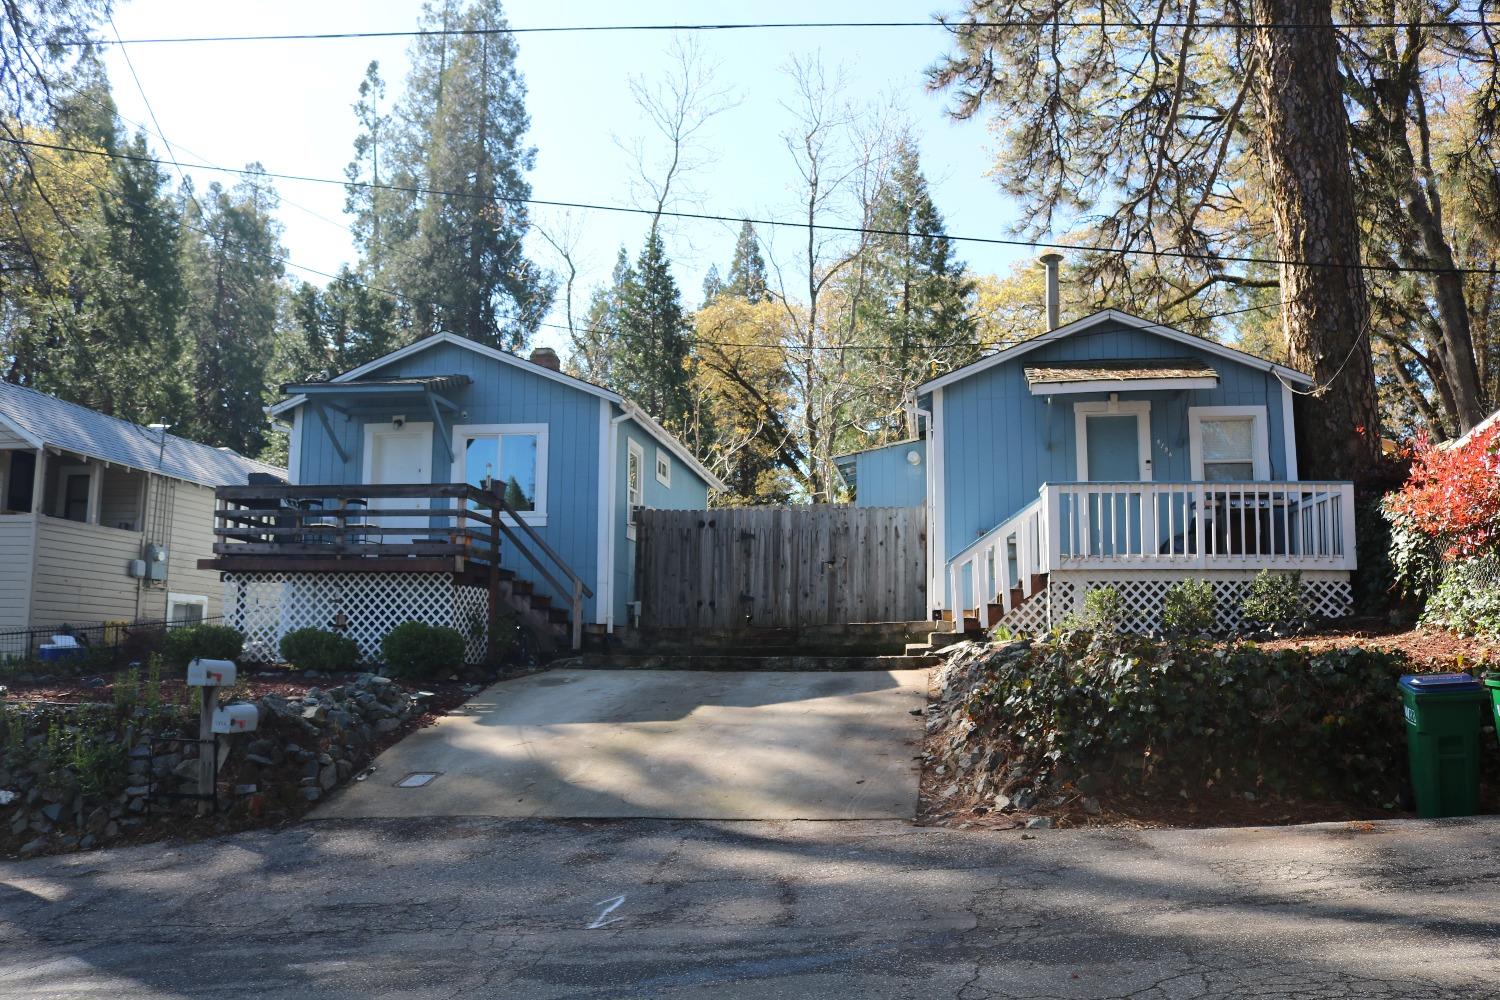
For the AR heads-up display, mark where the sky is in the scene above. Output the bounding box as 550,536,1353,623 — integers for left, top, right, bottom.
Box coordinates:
98,1,1036,355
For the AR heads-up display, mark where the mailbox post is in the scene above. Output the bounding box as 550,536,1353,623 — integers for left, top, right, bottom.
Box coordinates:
185,658,255,815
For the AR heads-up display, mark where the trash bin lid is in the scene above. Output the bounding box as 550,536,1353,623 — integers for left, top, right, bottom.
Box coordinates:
1482,671,1500,688
1399,672,1482,693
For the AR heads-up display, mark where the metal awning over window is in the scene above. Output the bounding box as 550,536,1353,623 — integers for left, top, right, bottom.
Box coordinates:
1023,358,1218,395
282,375,472,463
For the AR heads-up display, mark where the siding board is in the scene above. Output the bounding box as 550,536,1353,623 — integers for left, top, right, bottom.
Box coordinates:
0,515,35,629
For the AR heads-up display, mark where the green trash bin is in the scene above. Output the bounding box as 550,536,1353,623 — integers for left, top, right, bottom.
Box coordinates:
1398,673,1485,819
1484,672,1500,748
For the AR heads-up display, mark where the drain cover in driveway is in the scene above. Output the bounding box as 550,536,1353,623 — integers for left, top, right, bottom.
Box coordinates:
396,772,440,788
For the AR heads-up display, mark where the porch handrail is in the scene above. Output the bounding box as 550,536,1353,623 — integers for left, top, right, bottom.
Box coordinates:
212,482,594,651
947,480,1357,622
479,485,594,651
946,496,1046,629
1045,480,1356,571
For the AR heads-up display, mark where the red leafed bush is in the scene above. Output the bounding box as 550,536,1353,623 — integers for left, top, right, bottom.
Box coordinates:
1384,422,1500,559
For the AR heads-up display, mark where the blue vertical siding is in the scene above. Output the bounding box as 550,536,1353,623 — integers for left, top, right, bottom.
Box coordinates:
293,342,605,621
846,439,927,507
613,419,710,625
290,339,717,629
938,321,1292,574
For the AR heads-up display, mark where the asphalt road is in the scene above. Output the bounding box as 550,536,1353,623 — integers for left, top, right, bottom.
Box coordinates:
2,815,1497,999
318,669,928,820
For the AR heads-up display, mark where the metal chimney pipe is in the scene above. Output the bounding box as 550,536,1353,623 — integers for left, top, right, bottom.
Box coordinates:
1039,250,1064,331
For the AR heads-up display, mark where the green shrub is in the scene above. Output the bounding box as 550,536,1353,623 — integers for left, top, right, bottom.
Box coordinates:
962,632,1424,803
1422,554,1500,636
1241,570,1305,627
1067,586,1125,633
161,624,243,669
1161,579,1216,634
380,621,467,679
279,628,361,672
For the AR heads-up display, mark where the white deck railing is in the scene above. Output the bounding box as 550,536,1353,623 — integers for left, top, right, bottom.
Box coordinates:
949,481,1356,620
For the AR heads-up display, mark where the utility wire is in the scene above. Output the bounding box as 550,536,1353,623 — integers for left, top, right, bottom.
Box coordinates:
19,140,1279,357
56,18,1500,46
7,136,1496,278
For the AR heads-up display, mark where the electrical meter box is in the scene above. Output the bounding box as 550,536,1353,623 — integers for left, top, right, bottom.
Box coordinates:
186,658,237,687
211,703,259,734
145,544,168,581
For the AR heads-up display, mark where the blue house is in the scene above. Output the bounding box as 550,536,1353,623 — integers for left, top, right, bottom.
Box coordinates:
845,306,1357,632
834,439,926,509
206,334,723,661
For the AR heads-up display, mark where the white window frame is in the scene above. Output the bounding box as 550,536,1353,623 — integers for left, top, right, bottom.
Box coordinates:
1073,400,1153,481
166,592,209,624
654,446,671,487
626,438,644,541
450,423,549,526
1187,405,1270,482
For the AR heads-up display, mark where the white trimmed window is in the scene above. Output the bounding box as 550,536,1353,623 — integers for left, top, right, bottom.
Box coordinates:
1188,406,1270,482
654,447,671,487
626,439,644,540
452,423,548,524
167,593,208,624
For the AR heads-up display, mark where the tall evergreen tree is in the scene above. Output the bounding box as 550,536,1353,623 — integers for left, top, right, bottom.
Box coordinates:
845,141,975,440
291,267,401,380
700,263,724,303
344,60,398,282
618,230,692,428
177,171,288,455
723,221,769,303
377,0,553,349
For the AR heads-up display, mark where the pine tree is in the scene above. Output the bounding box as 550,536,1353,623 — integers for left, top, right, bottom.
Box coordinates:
700,264,724,303
724,221,768,303
379,0,553,349
177,171,288,455
344,61,398,281
848,142,976,439
618,230,692,428
291,267,401,380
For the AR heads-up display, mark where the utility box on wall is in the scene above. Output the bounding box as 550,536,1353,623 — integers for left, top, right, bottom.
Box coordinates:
145,544,168,581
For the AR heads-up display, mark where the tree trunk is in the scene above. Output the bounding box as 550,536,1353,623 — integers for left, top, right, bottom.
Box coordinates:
1250,0,1383,480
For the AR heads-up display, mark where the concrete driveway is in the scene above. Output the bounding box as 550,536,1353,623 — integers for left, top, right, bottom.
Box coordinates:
318,668,927,820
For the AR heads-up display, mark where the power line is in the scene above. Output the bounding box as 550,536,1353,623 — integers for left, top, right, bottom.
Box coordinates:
20,136,1280,359
7,135,1496,278
56,18,1500,46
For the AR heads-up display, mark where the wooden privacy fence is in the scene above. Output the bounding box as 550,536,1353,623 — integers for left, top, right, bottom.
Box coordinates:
636,505,926,628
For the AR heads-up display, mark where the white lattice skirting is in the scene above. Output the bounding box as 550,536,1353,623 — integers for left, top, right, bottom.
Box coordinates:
222,572,490,665
997,570,1353,636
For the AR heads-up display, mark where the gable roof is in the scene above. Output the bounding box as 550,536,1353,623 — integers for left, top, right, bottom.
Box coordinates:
917,309,1315,395
269,332,727,491
0,381,284,488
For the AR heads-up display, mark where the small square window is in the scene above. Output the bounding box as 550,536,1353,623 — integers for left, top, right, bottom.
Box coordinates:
655,448,671,487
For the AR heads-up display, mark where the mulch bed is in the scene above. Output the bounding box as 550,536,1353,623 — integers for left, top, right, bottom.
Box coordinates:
1248,620,1500,669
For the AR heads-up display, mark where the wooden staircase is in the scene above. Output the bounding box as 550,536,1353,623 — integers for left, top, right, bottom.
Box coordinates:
947,496,1050,635
939,573,1049,634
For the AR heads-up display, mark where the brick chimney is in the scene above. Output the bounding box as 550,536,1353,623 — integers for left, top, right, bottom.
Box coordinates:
528,347,560,371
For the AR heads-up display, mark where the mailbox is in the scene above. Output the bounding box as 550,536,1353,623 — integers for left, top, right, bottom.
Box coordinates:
211,703,259,734
186,658,237,687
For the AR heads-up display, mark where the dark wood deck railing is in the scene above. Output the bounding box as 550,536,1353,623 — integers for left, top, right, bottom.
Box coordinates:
208,483,593,650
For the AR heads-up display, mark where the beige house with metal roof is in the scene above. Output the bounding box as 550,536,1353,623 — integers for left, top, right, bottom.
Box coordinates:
0,383,283,645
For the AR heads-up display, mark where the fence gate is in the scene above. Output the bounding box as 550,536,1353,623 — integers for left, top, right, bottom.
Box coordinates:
636,505,926,628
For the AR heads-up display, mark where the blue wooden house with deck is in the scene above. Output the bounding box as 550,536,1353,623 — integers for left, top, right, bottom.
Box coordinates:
842,299,1357,632
203,334,723,661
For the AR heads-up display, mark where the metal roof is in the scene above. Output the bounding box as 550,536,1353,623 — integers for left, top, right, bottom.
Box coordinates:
0,381,285,488
1024,358,1219,385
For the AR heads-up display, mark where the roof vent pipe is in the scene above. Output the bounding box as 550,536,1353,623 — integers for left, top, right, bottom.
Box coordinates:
1039,250,1064,331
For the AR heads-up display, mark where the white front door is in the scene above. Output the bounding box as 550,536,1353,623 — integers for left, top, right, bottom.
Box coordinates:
362,422,434,544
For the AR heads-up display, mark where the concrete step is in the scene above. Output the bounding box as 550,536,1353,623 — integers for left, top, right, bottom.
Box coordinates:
622,621,946,657
549,653,943,672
